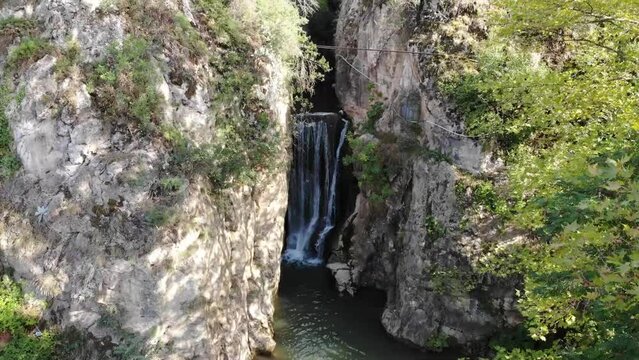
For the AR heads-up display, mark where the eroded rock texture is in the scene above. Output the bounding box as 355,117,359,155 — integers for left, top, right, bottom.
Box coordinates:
0,1,290,359
334,0,521,352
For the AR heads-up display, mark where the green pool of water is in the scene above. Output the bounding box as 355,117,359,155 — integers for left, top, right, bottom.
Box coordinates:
272,265,459,360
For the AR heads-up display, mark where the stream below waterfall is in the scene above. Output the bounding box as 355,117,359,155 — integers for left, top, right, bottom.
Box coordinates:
271,3,461,356
272,266,459,360
273,112,460,359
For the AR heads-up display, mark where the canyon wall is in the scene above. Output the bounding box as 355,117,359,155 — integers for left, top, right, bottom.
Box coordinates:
0,1,292,358
333,0,521,352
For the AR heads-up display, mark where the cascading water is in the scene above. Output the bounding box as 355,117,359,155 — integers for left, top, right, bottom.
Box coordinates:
284,113,348,264
276,117,447,360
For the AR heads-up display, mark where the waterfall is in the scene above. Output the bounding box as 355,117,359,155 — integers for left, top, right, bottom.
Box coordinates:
285,114,348,265
315,119,349,260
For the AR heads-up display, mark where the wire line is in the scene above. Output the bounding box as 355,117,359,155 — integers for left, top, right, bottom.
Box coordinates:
336,55,478,139
316,44,432,56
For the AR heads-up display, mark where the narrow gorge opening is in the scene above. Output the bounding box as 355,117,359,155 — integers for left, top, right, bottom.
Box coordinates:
282,0,354,265
271,3,456,359
283,114,348,264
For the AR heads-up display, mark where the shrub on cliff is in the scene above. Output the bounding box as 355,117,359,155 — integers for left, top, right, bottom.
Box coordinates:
5,37,52,71
0,85,20,180
443,0,639,358
88,38,161,130
0,276,54,360
344,136,393,203
85,0,325,192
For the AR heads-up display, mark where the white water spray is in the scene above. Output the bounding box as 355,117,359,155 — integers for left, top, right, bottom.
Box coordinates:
284,114,348,264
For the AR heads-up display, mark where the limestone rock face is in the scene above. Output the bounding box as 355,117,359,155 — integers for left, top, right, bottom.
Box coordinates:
334,0,520,352
0,1,290,359
326,262,355,295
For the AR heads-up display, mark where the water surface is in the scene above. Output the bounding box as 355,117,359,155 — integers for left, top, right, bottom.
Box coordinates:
272,265,459,360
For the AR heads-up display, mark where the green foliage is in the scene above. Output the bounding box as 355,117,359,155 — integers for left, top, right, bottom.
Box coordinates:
163,111,280,190
493,347,560,360
213,61,258,104
52,327,97,360
176,0,283,190
89,0,312,193
424,333,449,352
291,35,330,109
144,206,177,227
159,177,185,194
364,101,384,133
292,0,321,17
0,17,37,37
173,13,208,58
363,85,385,133
0,276,54,360
455,174,509,217
112,333,146,360
97,304,121,329
344,137,392,203
196,0,245,47
429,267,477,296
88,37,161,130
0,258,94,358
346,85,396,202
54,40,81,78
511,158,639,358
0,276,36,335
0,332,55,360
443,0,639,357
6,37,52,70
254,0,330,101
423,216,446,240
95,305,148,359
256,0,306,62
0,85,20,180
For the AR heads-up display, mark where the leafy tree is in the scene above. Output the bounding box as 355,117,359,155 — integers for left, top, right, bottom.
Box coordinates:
443,0,639,358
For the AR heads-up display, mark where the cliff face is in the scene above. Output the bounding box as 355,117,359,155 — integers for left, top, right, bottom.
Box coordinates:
334,0,521,351
0,1,293,359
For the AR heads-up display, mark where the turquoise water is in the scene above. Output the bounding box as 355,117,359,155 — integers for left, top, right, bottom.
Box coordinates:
272,265,459,360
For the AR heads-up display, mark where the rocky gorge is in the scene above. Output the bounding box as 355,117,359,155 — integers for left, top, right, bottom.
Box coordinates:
0,0,531,359
328,0,522,352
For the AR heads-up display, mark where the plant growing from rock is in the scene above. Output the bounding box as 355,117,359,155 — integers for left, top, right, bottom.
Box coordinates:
429,266,478,297
0,275,55,360
144,206,177,227
423,215,446,240
454,173,509,218
5,37,52,71
159,177,185,194
88,37,162,131
363,83,385,133
344,136,393,203
424,333,449,352
0,85,20,180
0,17,38,41
54,40,81,78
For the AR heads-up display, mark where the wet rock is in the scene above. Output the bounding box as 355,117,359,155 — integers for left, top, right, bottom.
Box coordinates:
326,262,355,295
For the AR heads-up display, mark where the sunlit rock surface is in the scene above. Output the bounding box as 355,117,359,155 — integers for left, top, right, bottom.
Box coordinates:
0,1,290,358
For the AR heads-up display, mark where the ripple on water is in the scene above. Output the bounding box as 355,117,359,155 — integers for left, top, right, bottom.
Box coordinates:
272,265,461,360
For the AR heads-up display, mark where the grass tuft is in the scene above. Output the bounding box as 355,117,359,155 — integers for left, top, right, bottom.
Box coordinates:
0,85,20,180
6,37,52,71
88,37,162,130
